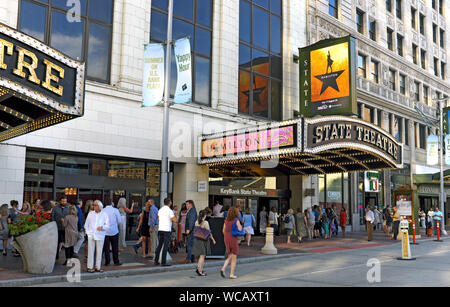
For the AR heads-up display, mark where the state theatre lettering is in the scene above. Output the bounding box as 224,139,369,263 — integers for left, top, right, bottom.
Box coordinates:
0,38,65,97
310,121,400,162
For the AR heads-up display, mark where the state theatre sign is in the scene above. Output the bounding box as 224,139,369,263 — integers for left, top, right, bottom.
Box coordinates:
200,116,403,176
0,23,85,142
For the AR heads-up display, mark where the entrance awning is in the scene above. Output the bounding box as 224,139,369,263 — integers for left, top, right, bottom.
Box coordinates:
0,23,85,142
199,116,403,176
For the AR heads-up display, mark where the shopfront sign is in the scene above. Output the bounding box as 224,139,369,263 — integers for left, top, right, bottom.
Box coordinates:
209,186,289,198
299,36,357,117
142,43,165,107
0,23,85,142
427,135,439,166
305,117,402,166
201,123,298,159
365,171,380,193
173,37,192,104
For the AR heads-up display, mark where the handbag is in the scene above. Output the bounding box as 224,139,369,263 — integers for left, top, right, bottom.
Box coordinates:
231,222,245,236
193,225,210,241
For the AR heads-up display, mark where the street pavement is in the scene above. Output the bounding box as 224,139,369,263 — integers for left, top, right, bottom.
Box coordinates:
0,228,445,287
32,235,450,287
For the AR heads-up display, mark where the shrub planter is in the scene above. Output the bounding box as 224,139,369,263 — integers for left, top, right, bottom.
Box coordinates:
12,221,58,274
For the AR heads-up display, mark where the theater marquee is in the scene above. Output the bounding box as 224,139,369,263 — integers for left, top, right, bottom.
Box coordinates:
0,23,85,142
199,116,403,175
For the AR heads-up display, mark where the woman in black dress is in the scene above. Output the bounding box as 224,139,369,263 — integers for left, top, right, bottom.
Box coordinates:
136,202,151,258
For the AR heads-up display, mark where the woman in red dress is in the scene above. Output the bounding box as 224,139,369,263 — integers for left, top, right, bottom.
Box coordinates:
340,207,347,237
221,207,242,279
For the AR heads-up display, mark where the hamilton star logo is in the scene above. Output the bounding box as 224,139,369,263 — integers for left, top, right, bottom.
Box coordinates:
314,51,345,95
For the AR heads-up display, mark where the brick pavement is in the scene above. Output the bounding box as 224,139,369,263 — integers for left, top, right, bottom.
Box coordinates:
0,228,434,282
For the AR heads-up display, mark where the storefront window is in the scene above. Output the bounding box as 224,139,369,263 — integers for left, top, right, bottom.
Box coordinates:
326,173,343,209
107,161,145,180
146,164,161,200
319,175,325,207
24,151,55,203
56,155,107,176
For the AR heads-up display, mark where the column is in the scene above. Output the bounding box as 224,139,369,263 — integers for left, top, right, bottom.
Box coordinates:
402,117,406,144
374,108,379,126
360,103,366,121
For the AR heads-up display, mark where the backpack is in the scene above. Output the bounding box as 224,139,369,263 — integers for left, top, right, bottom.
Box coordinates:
284,214,291,224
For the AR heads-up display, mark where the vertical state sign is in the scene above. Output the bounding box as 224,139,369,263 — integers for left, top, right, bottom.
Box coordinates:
142,43,165,107
300,36,357,117
174,37,192,104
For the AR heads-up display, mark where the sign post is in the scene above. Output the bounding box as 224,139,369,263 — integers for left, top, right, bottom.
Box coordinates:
393,186,418,243
397,218,416,260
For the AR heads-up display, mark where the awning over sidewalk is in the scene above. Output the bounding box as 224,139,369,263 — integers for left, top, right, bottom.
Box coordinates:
199,116,403,176
0,23,85,142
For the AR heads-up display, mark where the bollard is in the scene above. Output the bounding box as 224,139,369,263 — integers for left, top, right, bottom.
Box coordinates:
261,227,277,255
411,218,419,245
434,220,443,242
397,218,416,261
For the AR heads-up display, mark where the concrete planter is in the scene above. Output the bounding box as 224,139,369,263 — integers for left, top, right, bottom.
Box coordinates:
12,221,58,275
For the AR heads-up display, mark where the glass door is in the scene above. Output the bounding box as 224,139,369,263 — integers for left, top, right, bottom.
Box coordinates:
126,191,145,240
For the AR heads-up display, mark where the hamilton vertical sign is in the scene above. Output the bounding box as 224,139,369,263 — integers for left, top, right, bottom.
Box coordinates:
299,36,357,117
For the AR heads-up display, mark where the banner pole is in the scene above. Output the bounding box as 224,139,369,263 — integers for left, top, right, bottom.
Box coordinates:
160,0,174,207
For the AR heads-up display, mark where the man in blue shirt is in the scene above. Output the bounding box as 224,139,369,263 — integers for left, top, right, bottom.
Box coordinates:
148,199,159,259
432,207,444,235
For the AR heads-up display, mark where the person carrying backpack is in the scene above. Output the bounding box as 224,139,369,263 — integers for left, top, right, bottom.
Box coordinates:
284,209,296,243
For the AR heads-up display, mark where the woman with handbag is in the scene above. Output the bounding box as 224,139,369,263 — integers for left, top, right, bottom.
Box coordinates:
193,210,216,276
243,208,256,246
221,207,242,279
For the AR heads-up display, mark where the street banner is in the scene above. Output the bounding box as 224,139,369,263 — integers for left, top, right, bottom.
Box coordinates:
445,134,450,165
444,107,450,134
299,35,357,117
142,43,165,107
427,135,439,166
174,37,192,104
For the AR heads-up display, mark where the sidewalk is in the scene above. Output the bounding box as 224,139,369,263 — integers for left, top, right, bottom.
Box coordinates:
0,229,438,286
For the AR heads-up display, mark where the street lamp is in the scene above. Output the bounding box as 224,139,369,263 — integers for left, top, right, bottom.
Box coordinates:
435,97,448,229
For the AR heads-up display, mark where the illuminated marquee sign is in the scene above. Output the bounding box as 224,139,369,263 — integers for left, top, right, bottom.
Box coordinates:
201,125,297,159
299,36,357,117
305,117,402,166
0,22,85,142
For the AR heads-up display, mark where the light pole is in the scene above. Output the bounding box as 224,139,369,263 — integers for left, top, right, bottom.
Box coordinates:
160,0,174,207
436,97,447,229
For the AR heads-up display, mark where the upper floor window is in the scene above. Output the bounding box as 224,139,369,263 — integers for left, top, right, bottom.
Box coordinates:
369,20,376,41
356,9,364,34
18,0,114,83
439,0,444,15
419,14,425,35
239,0,282,120
433,24,438,44
329,0,338,18
412,44,418,64
386,0,392,12
387,28,394,51
441,62,446,80
434,57,439,76
423,85,429,104
399,74,406,94
414,81,420,101
411,7,417,29
440,29,445,48
397,34,403,56
432,0,437,10
396,0,402,19
421,49,426,69
388,69,396,91
370,59,379,83
358,54,367,78
150,0,213,105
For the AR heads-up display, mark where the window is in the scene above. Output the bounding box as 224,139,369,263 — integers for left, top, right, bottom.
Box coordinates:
358,54,366,78
423,85,429,104
386,0,392,12
18,0,114,83
434,57,439,76
433,24,438,44
356,9,364,34
405,119,409,145
411,7,417,29
399,74,406,94
329,0,338,18
419,124,426,149
440,29,445,48
369,20,376,41
432,0,437,9
397,34,403,56
421,49,426,69
387,28,394,50
239,0,282,120
441,62,446,80
393,116,402,141
396,0,402,19
412,44,418,64
389,69,396,91
419,14,425,35
370,59,379,83
414,81,420,101
150,0,213,105
439,0,444,15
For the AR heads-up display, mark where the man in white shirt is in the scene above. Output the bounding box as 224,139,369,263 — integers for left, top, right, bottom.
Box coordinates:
365,206,375,241
102,200,123,266
154,198,177,267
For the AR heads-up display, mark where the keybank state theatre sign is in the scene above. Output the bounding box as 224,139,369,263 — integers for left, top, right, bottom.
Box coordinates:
0,23,85,142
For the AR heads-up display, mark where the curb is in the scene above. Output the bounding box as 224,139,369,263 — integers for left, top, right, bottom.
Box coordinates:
0,252,305,287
